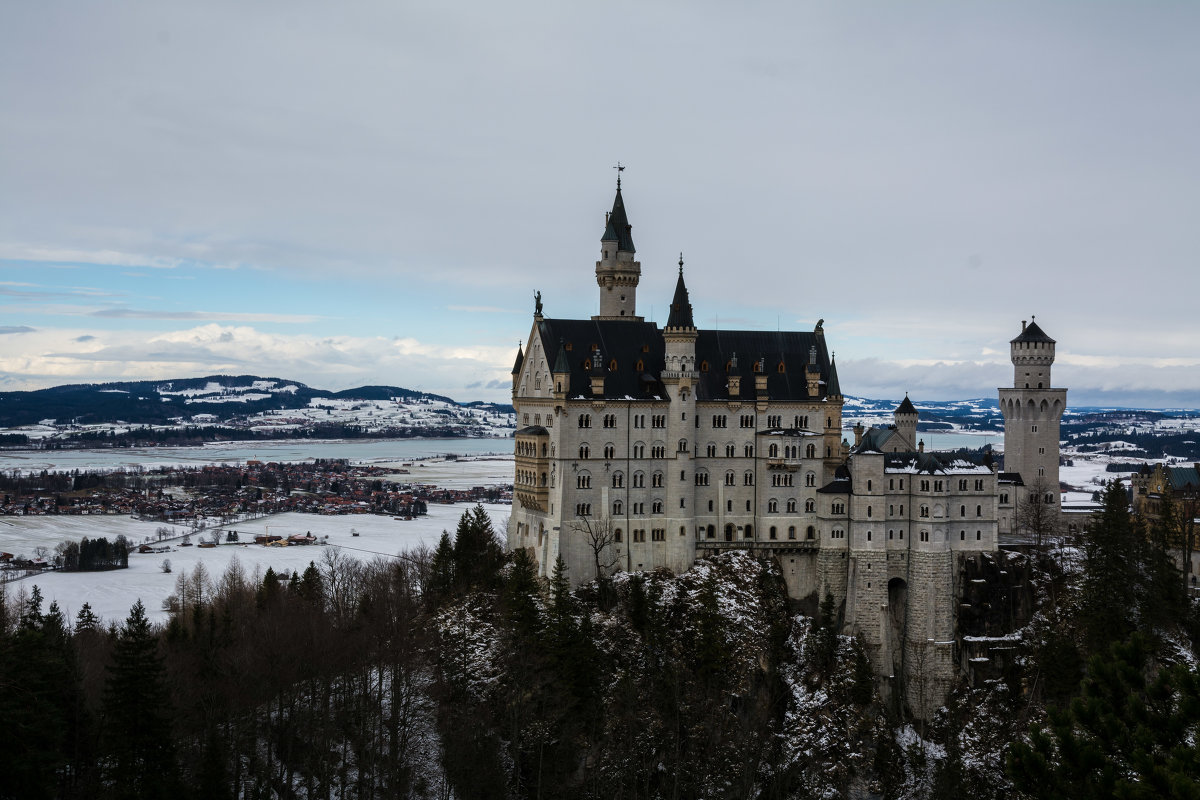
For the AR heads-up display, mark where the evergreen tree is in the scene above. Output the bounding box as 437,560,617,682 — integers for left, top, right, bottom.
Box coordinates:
1079,480,1139,654
1008,634,1200,799
102,599,178,800
0,589,84,800
428,531,456,604
452,505,503,590
502,546,542,640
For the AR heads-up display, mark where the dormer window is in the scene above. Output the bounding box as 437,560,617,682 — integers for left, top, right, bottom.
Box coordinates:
700,361,709,372
609,359,618,371
635,359,644,371
777,362,786,373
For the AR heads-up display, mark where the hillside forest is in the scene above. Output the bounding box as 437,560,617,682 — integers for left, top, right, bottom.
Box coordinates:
1,482,1198,799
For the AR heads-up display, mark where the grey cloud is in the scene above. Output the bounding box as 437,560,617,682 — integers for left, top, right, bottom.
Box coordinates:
0,325,35,334
73,334,96,342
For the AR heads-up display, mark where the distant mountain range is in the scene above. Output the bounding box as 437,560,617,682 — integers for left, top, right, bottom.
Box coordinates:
1,375,1195,453
0,375,515,444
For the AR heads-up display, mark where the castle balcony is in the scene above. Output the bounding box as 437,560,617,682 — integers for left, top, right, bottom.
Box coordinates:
515,486,548,512
766,457,803,470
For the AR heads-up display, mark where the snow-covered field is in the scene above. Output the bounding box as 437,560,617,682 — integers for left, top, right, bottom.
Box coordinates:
3,502,508,625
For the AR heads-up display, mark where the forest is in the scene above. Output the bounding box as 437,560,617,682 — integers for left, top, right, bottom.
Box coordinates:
1,485,1197,799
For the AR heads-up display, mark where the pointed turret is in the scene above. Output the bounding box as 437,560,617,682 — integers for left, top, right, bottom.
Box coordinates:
894,393,918,450
552,339,571,398
663,254,698,382
511,343,524,398
594,172,642,320
601,178,636,253
665,255,695,330
827,354,842,398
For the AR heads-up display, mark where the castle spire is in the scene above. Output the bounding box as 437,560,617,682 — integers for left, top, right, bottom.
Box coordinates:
600,180,636,253
666,254,694,329
594,169,642,320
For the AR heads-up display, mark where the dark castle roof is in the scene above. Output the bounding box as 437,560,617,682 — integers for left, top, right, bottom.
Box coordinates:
1011,319,1054,344
895,395,918,415
511,345,524,375
666,266,694,329
534,318,837,402
601,187,636,253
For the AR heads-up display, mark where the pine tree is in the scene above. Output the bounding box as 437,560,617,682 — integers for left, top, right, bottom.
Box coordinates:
452,505,503,590
502,546,542,640
0,589,83,800
1007,634,1200,799
1079,480,1139,654
428,531,456,605
102,599,178,800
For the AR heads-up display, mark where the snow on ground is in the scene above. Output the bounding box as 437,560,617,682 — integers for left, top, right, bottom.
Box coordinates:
3,502,508,625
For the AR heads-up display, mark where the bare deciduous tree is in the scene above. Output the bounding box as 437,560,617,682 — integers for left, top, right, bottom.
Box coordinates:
568,513,620,581
1016,478,1064,551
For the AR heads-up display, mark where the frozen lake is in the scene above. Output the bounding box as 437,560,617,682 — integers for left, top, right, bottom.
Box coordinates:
0,436,511,474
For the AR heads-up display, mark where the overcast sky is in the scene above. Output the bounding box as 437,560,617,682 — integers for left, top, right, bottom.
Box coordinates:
1,1,1197,408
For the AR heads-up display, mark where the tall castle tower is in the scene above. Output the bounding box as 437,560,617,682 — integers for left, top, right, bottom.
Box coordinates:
998,318,1067,506
593,173,642,321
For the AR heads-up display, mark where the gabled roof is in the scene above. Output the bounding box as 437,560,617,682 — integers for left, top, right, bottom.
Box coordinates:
532,319,838,402
537,319,666,399
600,186,636,253
857,426,904,453
882,451,992,475
1166,464,1200,492
1011,319,1055,344
694,329,833,402
666,264,694,329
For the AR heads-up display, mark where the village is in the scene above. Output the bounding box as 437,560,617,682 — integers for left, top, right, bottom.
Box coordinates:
0,457,513,575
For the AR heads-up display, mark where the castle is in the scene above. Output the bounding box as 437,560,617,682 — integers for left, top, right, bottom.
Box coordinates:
508,178,1064,710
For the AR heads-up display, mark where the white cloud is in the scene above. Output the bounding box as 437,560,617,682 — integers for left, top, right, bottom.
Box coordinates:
0,324,515,400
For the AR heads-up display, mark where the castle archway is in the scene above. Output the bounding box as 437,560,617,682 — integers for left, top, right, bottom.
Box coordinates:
887,578,908,678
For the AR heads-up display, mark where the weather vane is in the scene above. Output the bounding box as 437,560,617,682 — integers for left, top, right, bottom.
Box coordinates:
613,161,624,189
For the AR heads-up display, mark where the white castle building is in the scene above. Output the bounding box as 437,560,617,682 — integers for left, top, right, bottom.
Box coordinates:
508,178,1062,710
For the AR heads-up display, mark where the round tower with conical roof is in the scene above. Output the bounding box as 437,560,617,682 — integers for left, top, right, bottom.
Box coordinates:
594,174,642,321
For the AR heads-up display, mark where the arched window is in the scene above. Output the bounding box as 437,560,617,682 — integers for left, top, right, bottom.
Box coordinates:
786,499,797,513
744,524,754,539
579,444,590,459
744,471,754,486
805,499,815,513
806,444,816,458
768,499,778,513
678,439,689,452
976,505,983,517
788,526,796,540
806,525,815,539
614,528,623,542
769,443,779,458
604,444,615,459
613,500,623,515
612,471,624,488
806,472,816,487
769,526,777,539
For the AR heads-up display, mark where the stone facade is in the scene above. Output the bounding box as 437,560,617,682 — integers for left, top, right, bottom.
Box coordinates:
508,179,1061,718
